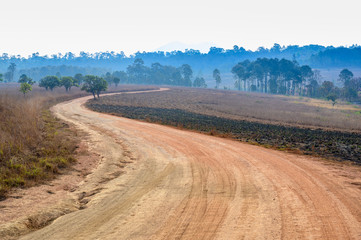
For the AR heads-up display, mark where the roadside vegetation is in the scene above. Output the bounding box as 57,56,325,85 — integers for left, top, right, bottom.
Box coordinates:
0,86,83,200
0,81,157,200
87,88,361,164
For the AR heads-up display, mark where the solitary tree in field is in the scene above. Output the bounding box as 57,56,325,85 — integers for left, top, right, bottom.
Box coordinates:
19,82,32,97
326,93,338,106
60,76,78,92
213,69,221,89
0,73,3,82
81,75,108,99
39,76,60,91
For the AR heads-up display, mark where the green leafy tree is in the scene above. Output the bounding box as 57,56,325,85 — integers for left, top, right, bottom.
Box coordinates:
320,81,335,97
181,64,193,87
39,76,60,91
213,69,221,88
127,58,148,84
81,75,108,99
338,69,360,101
344,77,361,101
113,70,127,84
338,69,353,85
74,73,84,85
19,82,32,97
232,61,250,91
193,76,207,88
0,73,3,82
326,93,338,106
60,76,78,92
113,77,120,87
18,74,35,85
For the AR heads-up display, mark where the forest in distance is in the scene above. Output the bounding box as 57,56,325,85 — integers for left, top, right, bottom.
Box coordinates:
1,57,360,104
0,44,361,85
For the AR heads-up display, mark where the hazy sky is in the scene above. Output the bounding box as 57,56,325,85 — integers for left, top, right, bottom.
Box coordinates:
0,0,360,56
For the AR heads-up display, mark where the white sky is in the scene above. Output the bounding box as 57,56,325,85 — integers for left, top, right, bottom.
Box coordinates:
0,0,360,56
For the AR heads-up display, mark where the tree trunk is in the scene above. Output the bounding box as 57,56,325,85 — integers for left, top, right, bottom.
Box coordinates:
264,75,268,93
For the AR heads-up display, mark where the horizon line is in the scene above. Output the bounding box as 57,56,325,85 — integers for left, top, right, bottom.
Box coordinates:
1,43,360,59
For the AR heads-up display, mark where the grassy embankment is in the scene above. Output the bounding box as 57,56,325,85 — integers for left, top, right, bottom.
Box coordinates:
0,85,86,200
0,84,158,199
87,88,361,164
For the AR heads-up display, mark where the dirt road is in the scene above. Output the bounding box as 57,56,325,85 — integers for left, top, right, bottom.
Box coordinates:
21,89,361,239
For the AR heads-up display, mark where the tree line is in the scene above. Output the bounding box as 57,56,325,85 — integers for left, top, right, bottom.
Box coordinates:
231,58,361,103
2,57,359,104
107,59,209,88
1,44,361,81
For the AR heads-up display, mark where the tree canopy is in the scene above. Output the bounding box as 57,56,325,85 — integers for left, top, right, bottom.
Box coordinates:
19,82,32,96
60,76,78,92
81,75,108,99
213,69,221,89
18,74,35,85
193,76,207,88
39,76,60,91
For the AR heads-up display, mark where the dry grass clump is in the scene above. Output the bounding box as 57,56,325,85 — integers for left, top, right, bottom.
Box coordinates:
97,87,361,132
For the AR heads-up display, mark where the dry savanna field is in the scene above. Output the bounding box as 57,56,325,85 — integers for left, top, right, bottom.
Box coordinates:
87,87,361,163
89,87,361,131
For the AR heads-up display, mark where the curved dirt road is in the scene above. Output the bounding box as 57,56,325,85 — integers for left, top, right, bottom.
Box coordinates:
22,89,361,239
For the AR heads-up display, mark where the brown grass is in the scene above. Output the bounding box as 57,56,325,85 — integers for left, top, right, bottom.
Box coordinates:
0,85,84,199
0,83,157,199
97,87,361,132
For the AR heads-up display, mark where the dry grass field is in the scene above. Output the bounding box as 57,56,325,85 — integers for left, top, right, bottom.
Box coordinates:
94,87,361,131
0,85,88,199
87,87,361,163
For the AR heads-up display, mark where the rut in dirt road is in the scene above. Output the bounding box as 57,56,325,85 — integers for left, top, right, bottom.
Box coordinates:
21,89,361,240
